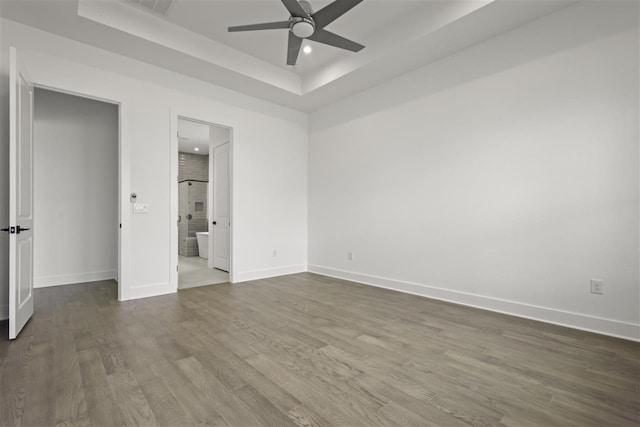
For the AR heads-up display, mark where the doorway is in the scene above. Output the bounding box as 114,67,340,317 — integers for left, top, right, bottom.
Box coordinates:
176,117,231,289
33,88,119,290
6,47,127,339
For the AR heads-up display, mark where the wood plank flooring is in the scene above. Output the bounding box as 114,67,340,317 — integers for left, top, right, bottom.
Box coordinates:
0,273,638,426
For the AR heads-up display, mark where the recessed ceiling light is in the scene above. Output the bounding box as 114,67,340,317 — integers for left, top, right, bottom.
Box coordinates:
303,45,312,54
194,147,200,152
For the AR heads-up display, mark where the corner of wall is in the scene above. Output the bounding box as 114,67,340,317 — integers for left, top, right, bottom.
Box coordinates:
119,282,176,302
233,264,308,283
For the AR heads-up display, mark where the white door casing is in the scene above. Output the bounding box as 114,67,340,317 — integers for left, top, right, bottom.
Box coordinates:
8,47,35,339
213,143,230,271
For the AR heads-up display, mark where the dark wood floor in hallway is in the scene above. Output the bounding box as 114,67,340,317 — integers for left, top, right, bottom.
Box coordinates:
0,273,638,426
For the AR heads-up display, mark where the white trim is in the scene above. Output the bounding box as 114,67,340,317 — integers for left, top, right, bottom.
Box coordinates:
34,270,117,288
234,264,308,283
0,305,8,321
119,282,175,301
170,110,179,294
117,99,128,301
308,264,640,342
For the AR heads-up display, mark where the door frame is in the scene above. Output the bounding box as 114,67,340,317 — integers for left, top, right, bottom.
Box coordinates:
31,82,127,300
170,110,235,289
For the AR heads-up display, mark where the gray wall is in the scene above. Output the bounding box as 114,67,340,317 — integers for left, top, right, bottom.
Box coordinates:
308,1,639,338
178,152,208,182
178,152,209,256
33,88,119,286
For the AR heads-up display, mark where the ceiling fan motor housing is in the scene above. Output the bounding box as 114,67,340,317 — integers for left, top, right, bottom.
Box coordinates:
291,18,315,38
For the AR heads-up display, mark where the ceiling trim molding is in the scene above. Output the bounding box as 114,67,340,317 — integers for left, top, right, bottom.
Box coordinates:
0,0,580,111
77,0,303,94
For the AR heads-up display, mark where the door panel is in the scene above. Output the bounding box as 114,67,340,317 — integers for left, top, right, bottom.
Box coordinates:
18,238,33,306
18,71,33,221
213,143,230,272
8,47,34,340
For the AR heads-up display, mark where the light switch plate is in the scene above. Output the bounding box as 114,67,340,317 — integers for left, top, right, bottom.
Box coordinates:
133,203,149,214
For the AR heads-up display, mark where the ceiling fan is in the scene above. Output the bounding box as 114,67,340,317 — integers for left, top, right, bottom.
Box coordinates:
228,0,365,66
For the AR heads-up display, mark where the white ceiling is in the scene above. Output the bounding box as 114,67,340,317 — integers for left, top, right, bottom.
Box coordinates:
162,0,432,76
0,0,576,111
178,118,230,154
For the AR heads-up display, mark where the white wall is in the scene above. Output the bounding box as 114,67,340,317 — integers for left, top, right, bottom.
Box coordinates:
33,88,118,287
309,1,640,340
0,17,308,313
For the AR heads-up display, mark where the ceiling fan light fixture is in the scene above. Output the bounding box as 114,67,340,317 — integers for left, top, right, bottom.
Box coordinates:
291,19,315,38
227,0,365,65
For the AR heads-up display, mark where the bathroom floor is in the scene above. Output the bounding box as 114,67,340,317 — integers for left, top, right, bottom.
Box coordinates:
178,255,229,290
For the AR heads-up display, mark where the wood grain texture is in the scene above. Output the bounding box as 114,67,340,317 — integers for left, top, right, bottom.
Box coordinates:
107,370,157,426
77,348,123,427
21,332,55,426
140,377,196,427
0,274,638,426
0,334,31,427
53,332,88,424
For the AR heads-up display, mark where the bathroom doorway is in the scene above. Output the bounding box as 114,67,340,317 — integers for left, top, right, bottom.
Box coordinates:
176,117,231,289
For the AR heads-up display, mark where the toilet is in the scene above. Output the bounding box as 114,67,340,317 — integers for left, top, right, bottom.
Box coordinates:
196,232,209,259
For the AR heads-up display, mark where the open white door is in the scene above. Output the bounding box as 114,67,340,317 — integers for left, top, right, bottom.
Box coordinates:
6,48,34,339
213,143,230,272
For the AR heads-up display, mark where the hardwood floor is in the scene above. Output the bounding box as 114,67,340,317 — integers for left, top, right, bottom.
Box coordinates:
0,273,638,426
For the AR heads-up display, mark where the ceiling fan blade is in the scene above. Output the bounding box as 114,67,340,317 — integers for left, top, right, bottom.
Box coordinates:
281,0,309,18
308,29,364,52
287,32,303,65
228,21,291,32
312,0,364,29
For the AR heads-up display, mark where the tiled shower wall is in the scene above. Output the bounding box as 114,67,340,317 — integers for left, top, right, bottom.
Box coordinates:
178,152,209,257
179,152,209,182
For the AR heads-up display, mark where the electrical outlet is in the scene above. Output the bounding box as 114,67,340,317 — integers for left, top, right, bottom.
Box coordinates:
272,249,277,257
347,252,353,261
590,279,604,295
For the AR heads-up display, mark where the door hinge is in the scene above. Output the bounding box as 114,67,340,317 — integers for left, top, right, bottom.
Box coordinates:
119,223,122,229
176,265,179,272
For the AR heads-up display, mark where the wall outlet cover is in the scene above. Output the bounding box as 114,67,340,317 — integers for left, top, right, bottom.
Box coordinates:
590,279,604,295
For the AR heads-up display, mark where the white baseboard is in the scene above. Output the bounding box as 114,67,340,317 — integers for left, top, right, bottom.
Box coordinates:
119,282,176,301
0,304,8,321
34,270,117,288
234,264,307,283
308,264,640,342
